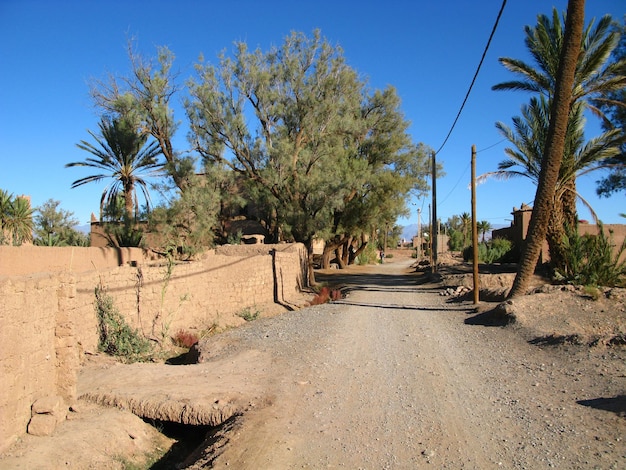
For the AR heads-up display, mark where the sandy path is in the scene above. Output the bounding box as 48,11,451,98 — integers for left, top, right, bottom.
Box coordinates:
3,257,623,469
197,259,625,469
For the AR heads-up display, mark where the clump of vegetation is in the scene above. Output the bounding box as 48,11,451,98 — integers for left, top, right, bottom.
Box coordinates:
310,286,343,305
463,238,514,264
237,307,260,322
95,283,152,362
356,243,378,265
227,229,243,245
172,329,200,348
583,285,602,301
0,189,33,246
556,225,626,288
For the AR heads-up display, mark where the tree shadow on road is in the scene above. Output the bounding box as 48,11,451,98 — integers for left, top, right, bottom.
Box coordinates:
577,395,626,418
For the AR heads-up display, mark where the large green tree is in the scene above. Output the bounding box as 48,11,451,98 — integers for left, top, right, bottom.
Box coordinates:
33,199,88,246
66,116,164,220
90,43,188,191
186,30,428,280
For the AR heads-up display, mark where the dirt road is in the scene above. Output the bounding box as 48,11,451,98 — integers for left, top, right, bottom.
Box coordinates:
2,256,624,469
190,258,625,469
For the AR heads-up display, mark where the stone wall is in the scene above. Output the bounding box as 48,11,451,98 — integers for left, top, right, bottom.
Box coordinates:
0,243,308,452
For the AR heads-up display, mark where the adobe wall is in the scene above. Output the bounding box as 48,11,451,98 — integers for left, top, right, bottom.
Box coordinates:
0,245,147,276
0,243,308,452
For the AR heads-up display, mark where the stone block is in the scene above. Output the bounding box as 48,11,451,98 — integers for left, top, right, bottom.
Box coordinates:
27,413,57,437
31,395,67,424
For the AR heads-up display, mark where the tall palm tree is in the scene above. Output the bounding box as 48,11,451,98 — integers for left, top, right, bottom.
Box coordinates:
480,96,622,267
4,195,34,245
508,0,586,298
492,7,626,228
493,8,625,121
66,116,164,221
477,220,492,242
460,212,472,247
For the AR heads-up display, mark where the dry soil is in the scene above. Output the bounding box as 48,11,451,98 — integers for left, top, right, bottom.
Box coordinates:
1,250,625,469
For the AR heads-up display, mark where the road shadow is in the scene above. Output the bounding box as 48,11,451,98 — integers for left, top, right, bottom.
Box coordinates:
577,395,626,418
315,262,476,314
315,262,437,292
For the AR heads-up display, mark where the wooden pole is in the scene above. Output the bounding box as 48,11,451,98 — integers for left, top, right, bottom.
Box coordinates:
428,203,433,268
431,151,438,273
417,208,421,259
471,144,480,305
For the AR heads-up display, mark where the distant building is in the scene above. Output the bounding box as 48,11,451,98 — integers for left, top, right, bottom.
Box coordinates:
492,204,626,263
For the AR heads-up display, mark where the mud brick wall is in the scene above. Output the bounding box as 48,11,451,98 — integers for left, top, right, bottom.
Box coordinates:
0,243,307,452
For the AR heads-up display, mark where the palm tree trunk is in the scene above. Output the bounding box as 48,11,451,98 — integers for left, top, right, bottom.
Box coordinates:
546,197,567,271
561,180,578,229
508,0,586,299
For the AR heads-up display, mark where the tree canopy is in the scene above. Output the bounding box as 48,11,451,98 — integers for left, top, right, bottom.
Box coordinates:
185,30,431,272
79,31,432,267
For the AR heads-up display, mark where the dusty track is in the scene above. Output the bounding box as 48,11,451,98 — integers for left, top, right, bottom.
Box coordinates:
188,258,625,469
2,256,624,469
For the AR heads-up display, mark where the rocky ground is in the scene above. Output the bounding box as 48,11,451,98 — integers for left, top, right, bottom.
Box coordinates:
1,250,624,469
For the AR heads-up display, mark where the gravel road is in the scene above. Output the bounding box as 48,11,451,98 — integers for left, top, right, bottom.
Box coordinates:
187,258,626,469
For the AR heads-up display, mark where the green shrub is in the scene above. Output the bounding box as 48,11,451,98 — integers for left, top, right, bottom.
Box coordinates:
237,307,260,321
95,284,152,362
356,243,377,265
557,225,626,287
463,238,514,263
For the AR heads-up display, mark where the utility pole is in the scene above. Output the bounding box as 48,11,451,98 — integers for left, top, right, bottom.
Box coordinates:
431,151,438,273
417,207,421,259
428,203,432,268
471,145,480,305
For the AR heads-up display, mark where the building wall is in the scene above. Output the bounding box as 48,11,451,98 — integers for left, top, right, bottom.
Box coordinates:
491,205,626,263
0,243,308,452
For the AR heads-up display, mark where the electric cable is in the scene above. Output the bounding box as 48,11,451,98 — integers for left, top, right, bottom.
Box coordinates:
434,0,508,156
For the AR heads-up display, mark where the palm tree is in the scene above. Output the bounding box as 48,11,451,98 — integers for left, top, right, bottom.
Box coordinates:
493,8,625,121
492,7,626,228
4,195,34,245
477,220,492,242
508,0,585,298
66,116,164,221
0,189,12,244
480,97,622,267
460,212,472,247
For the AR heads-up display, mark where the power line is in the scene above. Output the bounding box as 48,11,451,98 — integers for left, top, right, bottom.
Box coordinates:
434,0,508,156
438,161,470,206
476,138,507,153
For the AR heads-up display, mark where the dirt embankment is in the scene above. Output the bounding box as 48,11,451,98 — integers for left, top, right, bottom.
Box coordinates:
1,251,625,469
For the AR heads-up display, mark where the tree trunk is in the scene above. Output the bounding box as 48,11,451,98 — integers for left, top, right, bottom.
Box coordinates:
306,238,316,286
546,197,567,272
561,180,578,229
508,0,585,299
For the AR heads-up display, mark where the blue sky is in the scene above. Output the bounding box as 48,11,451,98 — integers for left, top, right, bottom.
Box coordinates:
1,0,623,232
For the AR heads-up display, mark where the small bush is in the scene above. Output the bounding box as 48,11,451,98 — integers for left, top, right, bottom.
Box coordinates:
310,286,343,305
95,284,152,362
356,243,377,265
172,329,199,348
558,225,626,287
463,238,514,263
583,285,601,301
237,307,260,321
